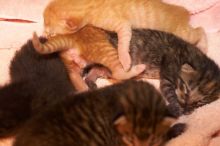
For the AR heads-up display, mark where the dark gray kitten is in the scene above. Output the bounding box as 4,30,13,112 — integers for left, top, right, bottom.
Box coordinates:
86,29,220,117
0,38,75,138
13,80,170,146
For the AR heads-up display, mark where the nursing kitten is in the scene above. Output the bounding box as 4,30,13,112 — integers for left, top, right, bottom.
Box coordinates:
13,80,171,146
43,0,207,71
105,28,220,117
32,26,145,91
0,38,75,138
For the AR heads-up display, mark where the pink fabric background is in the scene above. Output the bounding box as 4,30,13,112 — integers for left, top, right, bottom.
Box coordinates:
0,0,220,146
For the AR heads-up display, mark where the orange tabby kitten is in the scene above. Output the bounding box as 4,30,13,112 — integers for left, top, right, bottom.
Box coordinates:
32,26,145,91
43,0,207,71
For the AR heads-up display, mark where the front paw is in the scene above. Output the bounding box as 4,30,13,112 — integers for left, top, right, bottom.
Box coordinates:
167,104,183,118
118,51,131,71
166,123,187,140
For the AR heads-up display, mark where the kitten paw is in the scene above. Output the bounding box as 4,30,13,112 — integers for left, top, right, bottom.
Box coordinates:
112,64,146,80
118,51,131,71
193,27,208,53
68,49,87,68
166,123,186,140
167,104,183,118
131,64,146,74
196,33,208,54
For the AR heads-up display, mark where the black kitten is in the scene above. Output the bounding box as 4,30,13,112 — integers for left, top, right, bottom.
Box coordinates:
0,38,75,138
13,80,170,146
106,29,220,117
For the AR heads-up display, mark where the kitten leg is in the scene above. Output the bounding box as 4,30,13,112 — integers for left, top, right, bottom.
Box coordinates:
160,57,183,117
97,20,132,70
192,27,207,54
178,26,207,54
32,32,73,54
60,50,89,92
68,68,89,92
67,49,87,69
160,78,183,117
115,23,132,71
32,32,60,54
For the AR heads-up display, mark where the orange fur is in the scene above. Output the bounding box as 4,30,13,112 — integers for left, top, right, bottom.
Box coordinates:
43,0,207,71
32,26,146,90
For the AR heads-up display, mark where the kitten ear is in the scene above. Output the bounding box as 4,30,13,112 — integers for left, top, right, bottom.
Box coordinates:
65,18,80,31
114,116,133,145
114,116,133,135
180,64,197,82
181,64,196,74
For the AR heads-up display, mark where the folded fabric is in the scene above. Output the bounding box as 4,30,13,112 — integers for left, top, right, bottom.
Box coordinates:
162,0,219,14
166,98,220,146
162,0,220,33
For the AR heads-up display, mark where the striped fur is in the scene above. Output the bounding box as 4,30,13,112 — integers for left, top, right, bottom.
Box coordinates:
43,0,207,70
107,29,220,117
32,26,146,83
13,80,170,146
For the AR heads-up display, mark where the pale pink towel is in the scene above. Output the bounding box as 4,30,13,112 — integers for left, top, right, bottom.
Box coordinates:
166,99,220,146
1,1,220,146
191,2,220,33
163,0,220,33
163,0,219,14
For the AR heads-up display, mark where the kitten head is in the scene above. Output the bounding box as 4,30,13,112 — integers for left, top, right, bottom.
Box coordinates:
114,116,174,146
114,81,173,146
43,1,88,37
176,64,219,113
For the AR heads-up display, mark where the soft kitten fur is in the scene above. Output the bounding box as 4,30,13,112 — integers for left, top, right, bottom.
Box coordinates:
43,0,207,71
32,26,145,91
0,38,75,138
105,28,220,117
13,80,171,146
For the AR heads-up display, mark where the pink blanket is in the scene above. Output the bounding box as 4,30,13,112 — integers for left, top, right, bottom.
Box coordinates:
163,0,220,33
0,1,220,146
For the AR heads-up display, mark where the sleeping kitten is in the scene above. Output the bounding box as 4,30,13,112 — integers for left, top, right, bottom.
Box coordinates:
174,64,220,113
105,28,220,117
32,26,146,91
0,38,75,138
13,80,171,146
43,0,207,71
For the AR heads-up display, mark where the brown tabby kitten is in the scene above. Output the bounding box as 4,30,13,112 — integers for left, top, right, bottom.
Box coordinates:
13,80,171,146
105,29,220,117
43,0,207,71
32,26,145,91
